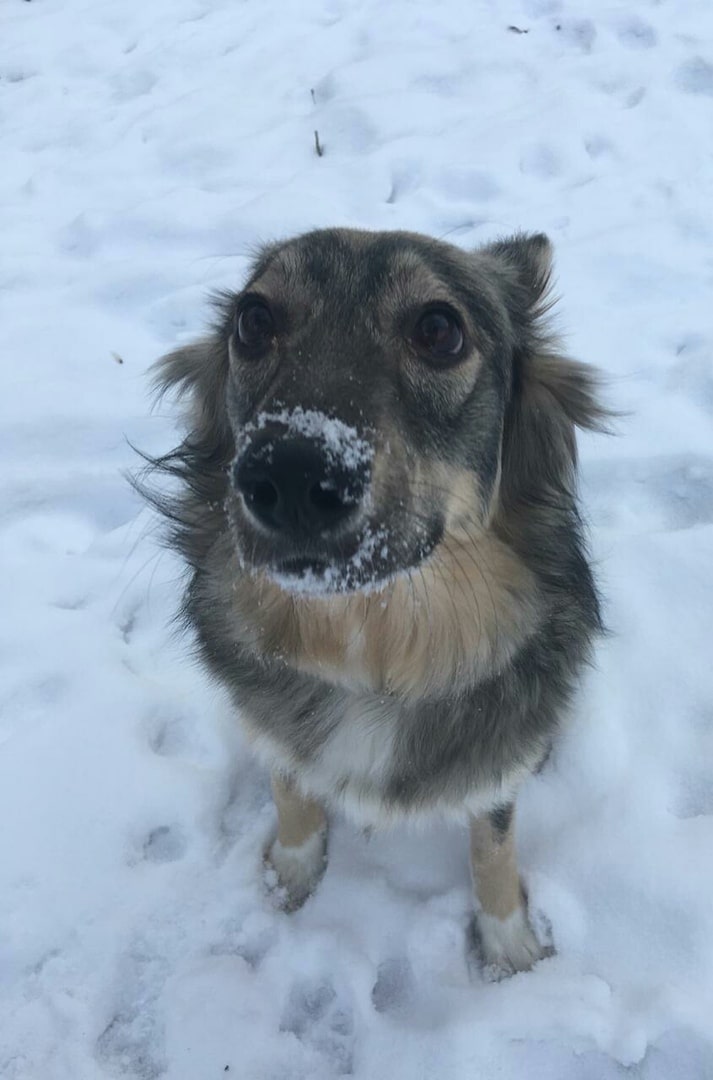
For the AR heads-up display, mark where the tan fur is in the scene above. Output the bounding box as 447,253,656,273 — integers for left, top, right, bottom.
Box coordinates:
227,479,541,698
469,811,524,920
271,773,326,849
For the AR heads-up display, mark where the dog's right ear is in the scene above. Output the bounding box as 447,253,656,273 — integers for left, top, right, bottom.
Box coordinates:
152,339,217,396
152,336,232,447
133,335,233,567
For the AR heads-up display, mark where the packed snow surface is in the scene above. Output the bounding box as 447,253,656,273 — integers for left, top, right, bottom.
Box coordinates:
1,0,713,1077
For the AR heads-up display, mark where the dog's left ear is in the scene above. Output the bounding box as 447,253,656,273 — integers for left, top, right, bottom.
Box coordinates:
483,232,609,434
485,232,553,318
483,232,553,341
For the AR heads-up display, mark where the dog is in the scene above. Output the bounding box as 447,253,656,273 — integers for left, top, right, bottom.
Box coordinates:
142,227,606,979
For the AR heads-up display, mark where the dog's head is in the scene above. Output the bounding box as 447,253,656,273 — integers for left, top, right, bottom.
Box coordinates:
151,228,605,600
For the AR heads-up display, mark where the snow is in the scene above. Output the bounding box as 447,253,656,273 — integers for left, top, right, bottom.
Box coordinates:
244,410,373,474
1,0,713,1076
267,523,391,595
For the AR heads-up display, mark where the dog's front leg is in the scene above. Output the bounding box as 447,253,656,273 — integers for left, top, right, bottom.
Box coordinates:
265,773,328,910
469,804,550,979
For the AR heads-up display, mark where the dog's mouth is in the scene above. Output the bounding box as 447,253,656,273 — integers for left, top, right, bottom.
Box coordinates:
267,557,382,597
230,512,443,597
263,525,391,596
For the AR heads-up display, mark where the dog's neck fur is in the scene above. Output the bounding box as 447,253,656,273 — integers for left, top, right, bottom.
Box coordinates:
228,520,541,699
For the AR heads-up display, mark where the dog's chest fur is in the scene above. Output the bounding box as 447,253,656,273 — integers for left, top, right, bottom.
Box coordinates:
220,524,542,698
250,692,404,824
196,533,547,824
246,694,532,826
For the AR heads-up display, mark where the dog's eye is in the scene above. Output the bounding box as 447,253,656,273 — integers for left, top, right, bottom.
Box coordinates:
412,308,464,362
235,300,274,351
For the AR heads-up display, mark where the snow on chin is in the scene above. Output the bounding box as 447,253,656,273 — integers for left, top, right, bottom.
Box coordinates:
265,525,393,597
267,563,388,597
243,407,374,471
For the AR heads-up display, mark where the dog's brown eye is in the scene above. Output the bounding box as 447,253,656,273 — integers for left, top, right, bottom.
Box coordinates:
235,300,274,351
412,308,464,362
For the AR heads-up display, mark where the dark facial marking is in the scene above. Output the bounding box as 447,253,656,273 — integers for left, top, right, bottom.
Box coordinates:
489,802,514,840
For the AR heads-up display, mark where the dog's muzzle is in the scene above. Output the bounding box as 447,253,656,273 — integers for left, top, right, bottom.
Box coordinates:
233,432,371,538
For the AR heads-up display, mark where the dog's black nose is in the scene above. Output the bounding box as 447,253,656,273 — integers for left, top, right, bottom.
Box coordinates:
234,435,369,534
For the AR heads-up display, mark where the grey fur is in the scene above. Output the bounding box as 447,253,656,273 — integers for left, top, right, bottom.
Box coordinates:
138,227,606,825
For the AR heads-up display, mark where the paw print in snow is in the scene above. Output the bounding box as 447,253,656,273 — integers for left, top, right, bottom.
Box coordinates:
281,978,355,1075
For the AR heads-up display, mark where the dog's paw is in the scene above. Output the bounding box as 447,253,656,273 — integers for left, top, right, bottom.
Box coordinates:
264,827,328,911
469,904,554,982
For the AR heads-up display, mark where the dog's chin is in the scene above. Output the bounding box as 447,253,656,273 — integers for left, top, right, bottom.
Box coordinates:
262,555,394,598
238,543,439,599
233,515,445,599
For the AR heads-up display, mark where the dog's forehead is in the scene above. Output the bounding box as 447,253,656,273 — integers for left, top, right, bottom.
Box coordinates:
249,230,469,308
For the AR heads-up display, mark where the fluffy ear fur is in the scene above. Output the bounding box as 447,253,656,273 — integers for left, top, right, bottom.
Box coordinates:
133,334,233,570
485,232,609,435
488,234,608,629
152,333,231,443
486,231,554,320
485,233,610,505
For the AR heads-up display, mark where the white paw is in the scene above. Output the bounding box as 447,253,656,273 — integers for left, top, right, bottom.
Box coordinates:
471,904,553,981
265,827,328,911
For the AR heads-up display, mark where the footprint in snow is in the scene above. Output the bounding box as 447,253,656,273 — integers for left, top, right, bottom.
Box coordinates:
310,71,338,104
675,57,713,98
126,823,188,867
584,135,616,160
371,956,416,1015
0,68,35,84
146,711,190,758
623,86,646,109
142,825,187,864
210,912,278,970
519,143,561,180
554,18,597,54
280,978,355,1075
668,335,713,409
95,945,168,1079
96,1009,165,1080
616,17,657,50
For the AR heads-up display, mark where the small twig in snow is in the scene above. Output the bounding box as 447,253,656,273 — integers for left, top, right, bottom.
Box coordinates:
314,130,324,157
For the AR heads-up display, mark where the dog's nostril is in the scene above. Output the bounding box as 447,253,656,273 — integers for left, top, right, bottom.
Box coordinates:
235,433,369,533
308,482,350,514
247,478,279,510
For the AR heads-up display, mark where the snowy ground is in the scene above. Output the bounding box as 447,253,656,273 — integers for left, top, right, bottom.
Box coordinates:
2,0,713,1076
